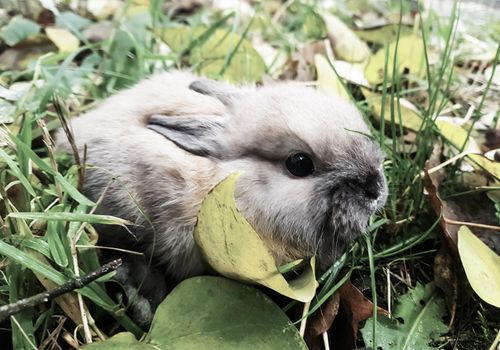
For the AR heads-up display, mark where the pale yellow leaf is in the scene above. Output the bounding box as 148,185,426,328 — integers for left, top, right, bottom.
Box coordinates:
323,14,371,63
315,54,349,99
194,173,318,302
458,226,500,308
362,88,423,131
365,34,426,85
435,120,480,153
45,27,79,53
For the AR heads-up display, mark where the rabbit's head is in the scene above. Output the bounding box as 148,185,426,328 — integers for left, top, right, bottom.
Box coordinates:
148,79,387,267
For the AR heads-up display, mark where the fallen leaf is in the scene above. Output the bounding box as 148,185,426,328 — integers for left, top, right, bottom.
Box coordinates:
194,173,318,302
314,54,349,99
362,88,424,131
484,64,500,86
0,36,57,71
433,244,458,325
334,281,388,349
157,25,266,83
361,283,448,350
55,11,92,31
86,276,308,350
484,129,500,150
45,27,80,53
304,293,340,350
354,24,413,45
435,120,481,153
458,226,500,307
365,34,426,85
306,279,388,350
466,153,500,179
323,13,371,63
0,16,41,46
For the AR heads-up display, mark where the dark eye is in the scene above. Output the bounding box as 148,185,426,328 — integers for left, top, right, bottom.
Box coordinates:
285,152,315,177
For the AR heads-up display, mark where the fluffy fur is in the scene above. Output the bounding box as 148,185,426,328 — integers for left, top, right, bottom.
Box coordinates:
56,71,387,325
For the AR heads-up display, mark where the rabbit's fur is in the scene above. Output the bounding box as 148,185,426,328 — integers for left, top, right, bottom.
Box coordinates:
56,71,387,326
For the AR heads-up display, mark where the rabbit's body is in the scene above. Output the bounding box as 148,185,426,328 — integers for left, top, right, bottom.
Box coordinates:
56,71,387,326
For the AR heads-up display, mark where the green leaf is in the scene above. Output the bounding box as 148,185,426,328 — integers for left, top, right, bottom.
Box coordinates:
0,16,41,46
361,282,448,350
193,173,317,302
365,34,426,85
85,276,308,350
56,11,91,31
458,226,500,307
300,8,327,41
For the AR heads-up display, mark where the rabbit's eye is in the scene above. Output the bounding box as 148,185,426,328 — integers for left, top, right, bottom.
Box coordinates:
286,153,315,177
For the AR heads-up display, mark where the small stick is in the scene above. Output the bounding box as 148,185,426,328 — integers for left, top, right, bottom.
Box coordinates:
443,218,500,231
299,301,310,338
0,259,122,323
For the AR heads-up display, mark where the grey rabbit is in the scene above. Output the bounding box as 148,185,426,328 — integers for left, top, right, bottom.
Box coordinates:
56,71,388,326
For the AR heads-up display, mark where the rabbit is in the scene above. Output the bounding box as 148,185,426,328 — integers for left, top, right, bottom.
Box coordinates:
56,71,388,326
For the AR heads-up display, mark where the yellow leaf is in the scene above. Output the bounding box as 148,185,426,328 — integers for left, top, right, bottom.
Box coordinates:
323,14,371,63
194,173,318,302
362,88,423,131
435,120,480,153
458,226,500,308
156,25,266,83
354,24,413,45
365,34,426,85
314,54,349,99
45,27,79,53
466,154,500,179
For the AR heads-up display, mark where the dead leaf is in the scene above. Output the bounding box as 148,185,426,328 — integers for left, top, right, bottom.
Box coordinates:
45,27,80,53
365,34,426,85
323,13,371,63
484,129,500,151
424,143,499,325
304,293,340,350
305,280,388,350
334,281,388,349
433,244,458,326
314,54,349,99
0,35,57,71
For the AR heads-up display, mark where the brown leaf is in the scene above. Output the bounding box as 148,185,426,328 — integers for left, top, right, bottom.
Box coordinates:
484,129,500,152
304,293,340,350
424,142,497,326
306,280,388,350
37,9,55,27
433,244,458,325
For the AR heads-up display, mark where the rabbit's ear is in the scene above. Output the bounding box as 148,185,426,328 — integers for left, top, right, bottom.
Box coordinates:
148,114,227,158
188,79,239,106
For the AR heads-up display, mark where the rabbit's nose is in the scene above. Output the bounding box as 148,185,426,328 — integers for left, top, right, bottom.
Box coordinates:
363,173,382,200
345,173,382,200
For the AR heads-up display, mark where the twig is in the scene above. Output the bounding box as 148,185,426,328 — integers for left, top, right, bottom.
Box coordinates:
0,259,122,323
299,301,310,338
322,331,330,350
443,218,500,231
71,242,93,344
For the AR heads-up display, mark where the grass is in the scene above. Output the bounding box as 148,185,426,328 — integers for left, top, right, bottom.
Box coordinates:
1,0,499,349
